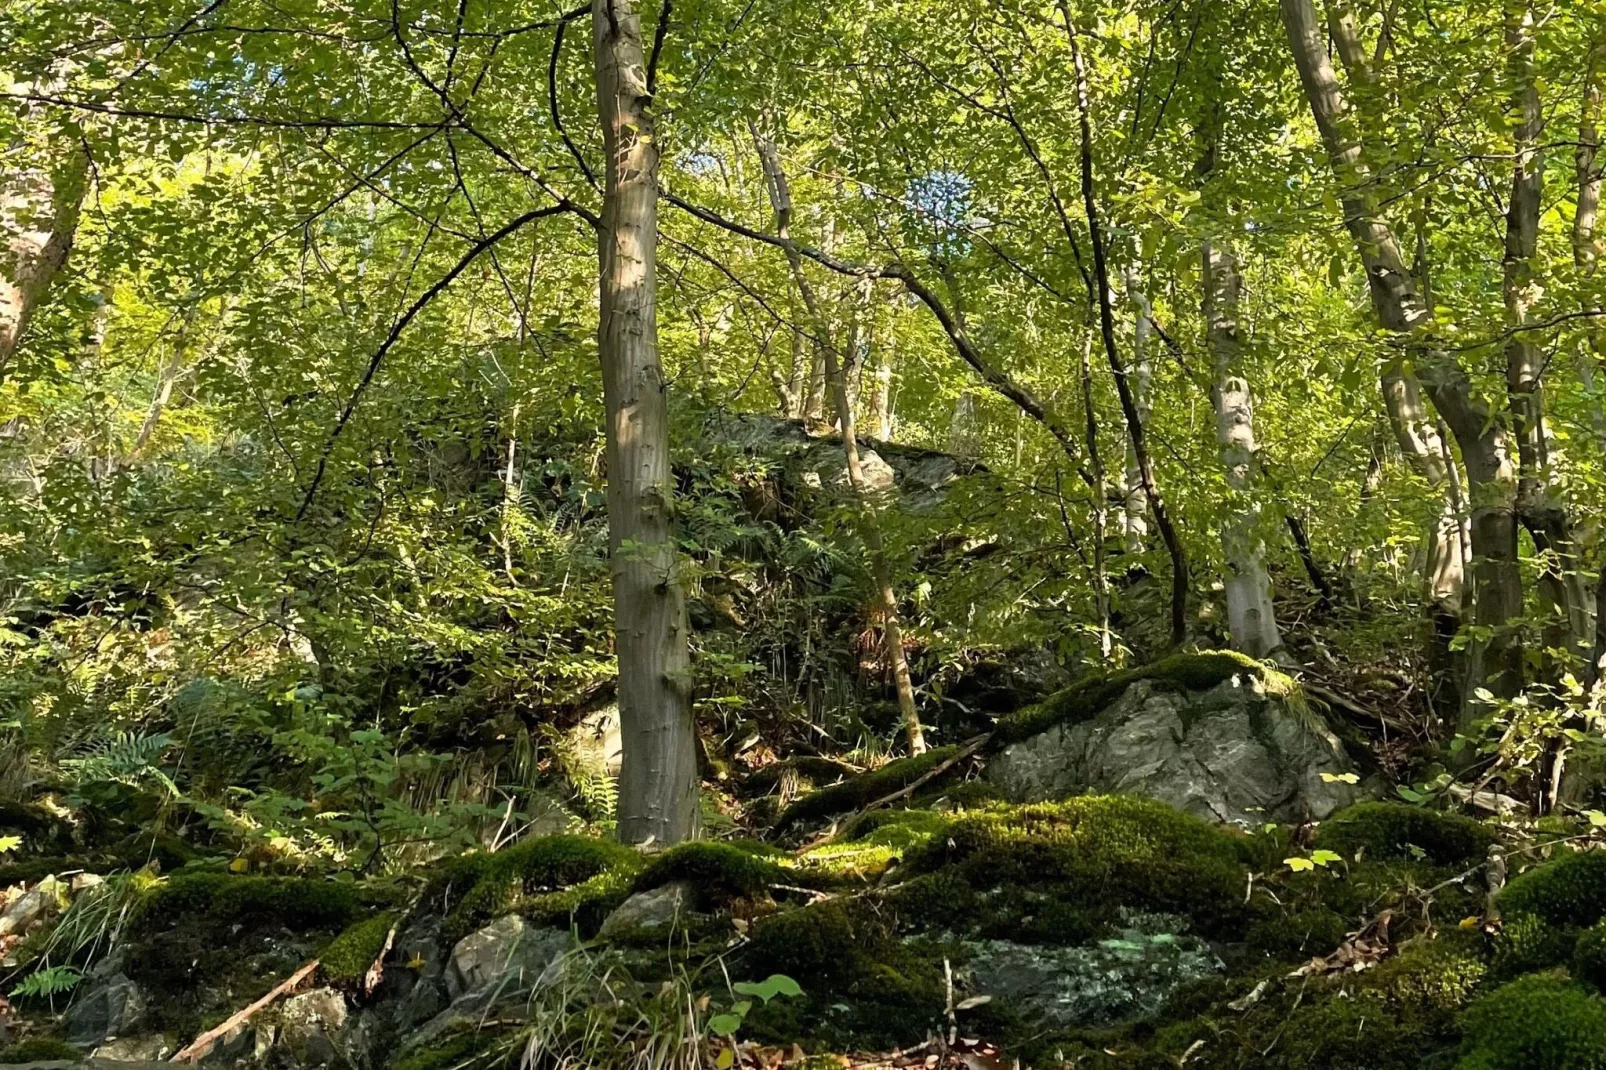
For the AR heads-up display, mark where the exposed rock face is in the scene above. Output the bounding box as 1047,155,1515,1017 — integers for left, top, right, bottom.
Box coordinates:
989,674,1364,825
273,988,349,1067
709,412,980,510
64,973,146,1048
597,880,692,940
965,912,1223,1030
445,915,571,1000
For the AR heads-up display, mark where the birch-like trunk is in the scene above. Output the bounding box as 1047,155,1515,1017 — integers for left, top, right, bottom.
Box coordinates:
753,129,925,754
0,137,89,380
1503,2,1590,671
1122,260,1152,559
1203,242,1283,659
1575,38,1605,449
594,0,698,844
865,315,895,440
1283,0,1523,711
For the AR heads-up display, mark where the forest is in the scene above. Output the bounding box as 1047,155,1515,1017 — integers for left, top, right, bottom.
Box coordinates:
2,0,1606,1066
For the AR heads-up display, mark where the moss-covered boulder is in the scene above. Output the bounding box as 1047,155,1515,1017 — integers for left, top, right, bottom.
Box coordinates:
1315,803,1494,867
902,795,1252,936
1498,849,1606,930
988,654,1364,825
430,834,641,940
1458,973,1606,1069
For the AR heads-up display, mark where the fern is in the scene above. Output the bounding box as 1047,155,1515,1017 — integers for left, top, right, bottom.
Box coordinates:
61,730,178,796
11,965,82,1000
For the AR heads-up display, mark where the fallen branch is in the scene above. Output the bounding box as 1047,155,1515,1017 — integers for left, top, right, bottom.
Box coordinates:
171,958,320,1063
1302,681,1410,733
797,733,992,853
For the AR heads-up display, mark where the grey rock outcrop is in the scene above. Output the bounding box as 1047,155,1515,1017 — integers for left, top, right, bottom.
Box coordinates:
65,974,146,1048
989,674,1365,825
597,881,693,941
964,912,1223,1030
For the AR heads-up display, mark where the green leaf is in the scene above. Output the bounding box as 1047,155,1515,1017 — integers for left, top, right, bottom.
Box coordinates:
1285,856,1316,872
708,1013,743,1037
1320,772,1360,785
732,974,803,1003
1310,850,1343,867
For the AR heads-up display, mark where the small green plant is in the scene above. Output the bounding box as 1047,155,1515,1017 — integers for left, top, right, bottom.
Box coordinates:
708,975,803,1067
11,964,83,1002
1284,849,1343,873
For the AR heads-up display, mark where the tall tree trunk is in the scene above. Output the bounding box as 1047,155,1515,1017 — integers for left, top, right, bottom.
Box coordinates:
753,129,925,754
866,313,895,440
1282,0,1522,714
593,0,698,844
1503,1,1589,673
1203,241,1284,659
1575,38,1606,450
1079,334,1112,657
0,138,89,380
1065,10,1189,648
1122,260,1152,560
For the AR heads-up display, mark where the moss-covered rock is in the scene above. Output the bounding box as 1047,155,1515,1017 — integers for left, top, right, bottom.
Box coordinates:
136,872,366,933
742,899,948,1050
1498,849,1606,929
0,1036,83,1064
994,650,1298,744
1576,921,1606,992
774,747,963,831
1458,973,1606,1069
320,912,395,984
391,1027,516,1070
1244,908,1349,960
631,840,785,902
432,834,641,940
903,796,1251,935
1315,803,1494,867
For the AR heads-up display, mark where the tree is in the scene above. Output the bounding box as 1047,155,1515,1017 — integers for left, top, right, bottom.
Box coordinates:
593,0,698,844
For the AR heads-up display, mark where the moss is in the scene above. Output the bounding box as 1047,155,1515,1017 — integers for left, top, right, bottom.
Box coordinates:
839,807,950,847
904,795,1250,935
1245,908,1349,960
390,1028,516,1070
994,650,1296,744
774,747,963,831
434,834,641,940
1491,912,1572,981
1499,849,1606,929
743,757,859,797
1315,803,1494,867
791,841,899,884
1577,921,1606,992
137,872,365,933
1458,973,1606,1069
0,1037,83,1064
742,900,947,1050
631,840,786,902
523,868,636,935
320,912,395,983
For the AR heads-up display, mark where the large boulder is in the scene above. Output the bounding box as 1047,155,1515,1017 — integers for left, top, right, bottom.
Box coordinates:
965,911,1224,1030
989,672,1364,825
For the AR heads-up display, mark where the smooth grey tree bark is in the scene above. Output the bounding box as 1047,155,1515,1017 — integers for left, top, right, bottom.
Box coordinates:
594,0,699,844
1283,0,1523,714
1203,241,1283,659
